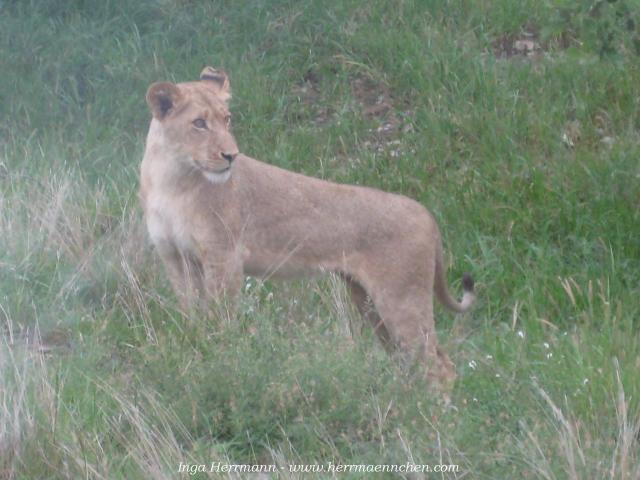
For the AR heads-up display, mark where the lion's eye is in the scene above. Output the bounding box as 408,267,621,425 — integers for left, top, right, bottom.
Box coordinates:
192,118,207,129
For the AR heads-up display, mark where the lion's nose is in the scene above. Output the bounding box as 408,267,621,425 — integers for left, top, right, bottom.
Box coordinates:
221,152,238,163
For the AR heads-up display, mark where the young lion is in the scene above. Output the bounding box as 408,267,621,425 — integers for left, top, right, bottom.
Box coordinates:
139,67,475,388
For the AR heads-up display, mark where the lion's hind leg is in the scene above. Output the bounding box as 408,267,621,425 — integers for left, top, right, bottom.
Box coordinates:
363,279,456,391
343,275,393,352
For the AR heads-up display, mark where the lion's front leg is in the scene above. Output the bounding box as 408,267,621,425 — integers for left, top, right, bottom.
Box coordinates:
156,242,205,312
201,249,244,316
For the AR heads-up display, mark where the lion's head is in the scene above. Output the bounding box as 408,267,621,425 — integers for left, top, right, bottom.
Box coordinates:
146,67,239,183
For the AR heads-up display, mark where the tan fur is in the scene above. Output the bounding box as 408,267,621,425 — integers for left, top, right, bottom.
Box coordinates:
140,67,475,389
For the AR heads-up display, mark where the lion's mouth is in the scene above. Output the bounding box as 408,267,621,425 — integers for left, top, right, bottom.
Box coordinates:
194,159,231,174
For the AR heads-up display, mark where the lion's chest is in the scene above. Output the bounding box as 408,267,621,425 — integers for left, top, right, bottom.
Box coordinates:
145,191,196,254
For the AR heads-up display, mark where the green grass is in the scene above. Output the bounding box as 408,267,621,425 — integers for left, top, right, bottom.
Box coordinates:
1,0,639,478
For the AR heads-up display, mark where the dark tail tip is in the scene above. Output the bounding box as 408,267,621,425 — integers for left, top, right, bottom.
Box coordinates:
461,272,474,292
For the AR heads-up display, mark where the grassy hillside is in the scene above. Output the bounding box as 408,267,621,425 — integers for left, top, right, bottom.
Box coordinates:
1,0,639,478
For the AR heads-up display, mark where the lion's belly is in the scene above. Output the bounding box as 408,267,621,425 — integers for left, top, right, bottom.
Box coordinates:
243,246,342,281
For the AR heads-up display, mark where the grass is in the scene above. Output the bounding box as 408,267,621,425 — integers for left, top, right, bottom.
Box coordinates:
1,0,639,478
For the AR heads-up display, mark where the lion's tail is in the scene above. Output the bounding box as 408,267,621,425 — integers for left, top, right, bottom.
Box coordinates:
434,239,475,313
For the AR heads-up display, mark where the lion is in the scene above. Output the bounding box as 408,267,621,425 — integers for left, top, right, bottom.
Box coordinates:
139,67,475,389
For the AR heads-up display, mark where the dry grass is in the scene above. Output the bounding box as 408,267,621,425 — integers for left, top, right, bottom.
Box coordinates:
516,359,640,480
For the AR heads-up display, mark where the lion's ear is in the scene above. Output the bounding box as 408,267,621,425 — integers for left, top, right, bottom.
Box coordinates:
200,67,231,101
146,82,181,120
